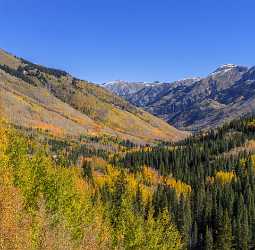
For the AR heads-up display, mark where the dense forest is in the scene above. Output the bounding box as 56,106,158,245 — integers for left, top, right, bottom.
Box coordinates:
112,117,255,249
1,116,255,249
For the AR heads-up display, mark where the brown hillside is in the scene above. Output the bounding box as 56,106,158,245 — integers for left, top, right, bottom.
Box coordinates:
0,49,187,143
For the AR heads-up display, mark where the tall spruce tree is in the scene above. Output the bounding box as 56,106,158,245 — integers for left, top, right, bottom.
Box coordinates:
215,210,232,250
204,226,213,250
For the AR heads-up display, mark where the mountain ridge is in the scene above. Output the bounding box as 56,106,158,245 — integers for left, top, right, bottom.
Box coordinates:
0,48,187,143
103,64,254,131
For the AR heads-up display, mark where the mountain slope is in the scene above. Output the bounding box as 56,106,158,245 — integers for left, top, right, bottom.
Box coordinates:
106,65,255,131
0,49,187,142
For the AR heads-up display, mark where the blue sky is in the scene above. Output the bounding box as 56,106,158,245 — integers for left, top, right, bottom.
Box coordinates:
1,0,254,83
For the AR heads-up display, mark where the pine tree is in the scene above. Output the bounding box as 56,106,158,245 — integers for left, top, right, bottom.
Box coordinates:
204,226,213,250
215,210,232,250
192,221,198,248
239,208,249,250
81,159,93,181
177,195,192,249
134,184,143,214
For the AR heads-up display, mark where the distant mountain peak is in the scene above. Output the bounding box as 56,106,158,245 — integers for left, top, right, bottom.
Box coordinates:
105,63,255,132
218,64,238,69
103,80,157,85
210,64,246,76
103,80,127,84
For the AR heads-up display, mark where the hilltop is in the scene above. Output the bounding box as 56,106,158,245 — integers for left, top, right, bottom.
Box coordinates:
0,49,187,143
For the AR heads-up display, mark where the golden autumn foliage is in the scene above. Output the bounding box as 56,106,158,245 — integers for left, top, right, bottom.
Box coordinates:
238,154,255,173
251,155,255,171
0,124,112,250
92,161,191,201
247,120,255,130
0,186,32,250
215,171,236,184
142,166,160,186
142,166,191,196
0,125,183,249
34,121,64,136
207,171,236,185
163,177,192,196
92,163,153,202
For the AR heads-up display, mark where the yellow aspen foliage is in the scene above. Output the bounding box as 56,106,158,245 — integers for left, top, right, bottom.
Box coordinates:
109,146,153,161
93,165,155,202
240,158,246,169
247,120,255,129
0,122,112,249
126,173,138,192
163,177,192,197
126,173,154,202
93,164,120,190
0,186,32,250
0,118,183,249
142,166,191,197
142,166,160,186
0,125,13,186
215,171,236,185
251,155,255,171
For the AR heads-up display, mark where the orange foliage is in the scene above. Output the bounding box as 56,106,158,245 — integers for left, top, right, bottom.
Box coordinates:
142,166,160,186
0,186,32,250
35,122,64,136
93,164,119,190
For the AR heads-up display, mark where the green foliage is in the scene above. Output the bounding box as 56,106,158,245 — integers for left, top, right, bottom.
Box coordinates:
114,116,255,249
215,210,233,250
204,226,213,250
4,112,255,249
0,123,183,249
0,63,35,85
107,174,182,250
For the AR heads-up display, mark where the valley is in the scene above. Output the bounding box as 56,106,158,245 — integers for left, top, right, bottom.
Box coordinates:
1,49,255,249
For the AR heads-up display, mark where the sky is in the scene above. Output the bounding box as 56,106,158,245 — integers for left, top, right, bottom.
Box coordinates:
0,0,255,83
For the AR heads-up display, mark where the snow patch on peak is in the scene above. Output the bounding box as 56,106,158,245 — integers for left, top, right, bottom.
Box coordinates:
218,64,238,69
210,64,239,76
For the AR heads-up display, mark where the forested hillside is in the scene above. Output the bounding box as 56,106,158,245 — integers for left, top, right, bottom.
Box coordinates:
1,48,255,250
0,48,186,143
113,116,255,249
0,119,182,249
1,114,255,249
1,0,254,249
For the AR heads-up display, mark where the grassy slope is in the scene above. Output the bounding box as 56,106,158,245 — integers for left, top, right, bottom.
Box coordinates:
0,48,187,143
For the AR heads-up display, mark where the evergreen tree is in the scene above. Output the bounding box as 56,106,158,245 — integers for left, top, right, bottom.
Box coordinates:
215,210,232,250
81,159,93,181
239,208,249,250
204,226,213,250
177,195,192,249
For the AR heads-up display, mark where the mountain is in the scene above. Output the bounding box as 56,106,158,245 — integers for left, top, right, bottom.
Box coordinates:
0,49,187,143
102,80,157,97
105,65,255,131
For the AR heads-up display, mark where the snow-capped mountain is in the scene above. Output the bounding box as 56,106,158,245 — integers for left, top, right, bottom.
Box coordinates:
102,80,158,97
104,65,255,131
